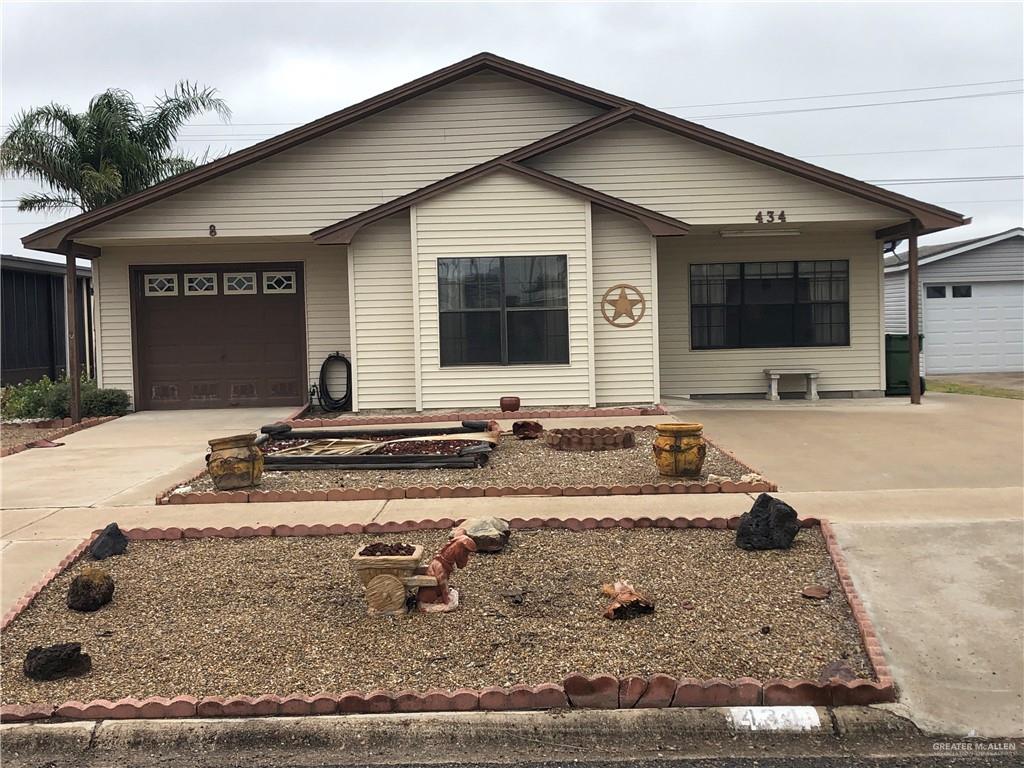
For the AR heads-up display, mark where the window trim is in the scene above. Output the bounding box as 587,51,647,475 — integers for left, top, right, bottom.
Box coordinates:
223,272,257,295
263,270,297,295
183,272,218,296
437,254,570,367
689,259,850,350
144,273,178,297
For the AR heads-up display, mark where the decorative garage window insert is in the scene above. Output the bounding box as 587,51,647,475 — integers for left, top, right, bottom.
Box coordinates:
144,274,178,297
263,271,297,294
184,273,218,296
224,273,257,295
689,260,849,349
438,255,569,366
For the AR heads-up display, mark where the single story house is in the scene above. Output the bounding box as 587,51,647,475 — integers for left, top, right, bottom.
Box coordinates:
884,228,1023,374
21,53,969,411
0,254,93,386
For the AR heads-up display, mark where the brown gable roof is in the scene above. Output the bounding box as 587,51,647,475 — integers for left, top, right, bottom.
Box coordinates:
311,158,690,245
23,52,967,253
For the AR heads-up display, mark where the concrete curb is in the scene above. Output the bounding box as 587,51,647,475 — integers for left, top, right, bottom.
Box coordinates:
0,706,919,759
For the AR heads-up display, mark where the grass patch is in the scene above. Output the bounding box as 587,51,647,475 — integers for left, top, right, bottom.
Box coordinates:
928,380,1023,400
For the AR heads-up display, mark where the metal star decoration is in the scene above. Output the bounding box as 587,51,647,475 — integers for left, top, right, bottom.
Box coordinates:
600,284,646,327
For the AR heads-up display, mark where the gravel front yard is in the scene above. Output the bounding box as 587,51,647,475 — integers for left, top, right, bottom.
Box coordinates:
1,423,65,451
1,527,870,704
177,429,756,495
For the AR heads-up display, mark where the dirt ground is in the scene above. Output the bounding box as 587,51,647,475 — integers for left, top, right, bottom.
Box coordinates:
0,527,870,704
0,423,65,451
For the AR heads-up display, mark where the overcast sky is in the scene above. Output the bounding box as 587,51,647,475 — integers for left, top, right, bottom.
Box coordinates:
2,1,1022,260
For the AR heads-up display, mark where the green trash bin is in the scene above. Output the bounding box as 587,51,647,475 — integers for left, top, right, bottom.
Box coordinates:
885,333,926,396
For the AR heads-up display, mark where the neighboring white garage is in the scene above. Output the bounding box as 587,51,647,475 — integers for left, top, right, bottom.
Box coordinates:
884,228,1024,374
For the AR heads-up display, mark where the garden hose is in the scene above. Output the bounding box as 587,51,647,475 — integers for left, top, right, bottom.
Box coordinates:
316,351,353,412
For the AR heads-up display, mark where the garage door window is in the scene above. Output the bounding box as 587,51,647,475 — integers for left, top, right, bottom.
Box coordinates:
224,273,257,295
144,274,178,296
926,286,946,299
184,273,218,295
952,285,972,298
263,271,297,294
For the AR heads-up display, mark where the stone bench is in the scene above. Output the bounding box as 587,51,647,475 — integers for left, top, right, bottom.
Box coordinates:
763,368,820,401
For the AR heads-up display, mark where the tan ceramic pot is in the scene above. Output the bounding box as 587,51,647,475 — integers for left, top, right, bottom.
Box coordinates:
207,433,263,490
652,422,706,478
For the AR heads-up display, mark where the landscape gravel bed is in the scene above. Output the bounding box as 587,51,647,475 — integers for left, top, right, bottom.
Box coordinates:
0,527,869,704
179,429,753,495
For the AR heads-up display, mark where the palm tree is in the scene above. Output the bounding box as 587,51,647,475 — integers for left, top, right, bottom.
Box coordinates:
1,82,231,212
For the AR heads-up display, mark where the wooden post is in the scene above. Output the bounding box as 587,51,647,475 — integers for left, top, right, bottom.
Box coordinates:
65,245,81,423
907,228,922,405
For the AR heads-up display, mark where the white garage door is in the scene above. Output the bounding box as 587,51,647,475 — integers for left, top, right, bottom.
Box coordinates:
923,280,1024,373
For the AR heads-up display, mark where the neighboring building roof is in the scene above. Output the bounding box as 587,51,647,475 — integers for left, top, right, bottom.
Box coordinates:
884,227,1024,273
21,52,968,254
0,253,92,276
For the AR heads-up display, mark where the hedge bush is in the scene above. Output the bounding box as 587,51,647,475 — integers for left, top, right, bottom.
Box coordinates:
1,376,130,420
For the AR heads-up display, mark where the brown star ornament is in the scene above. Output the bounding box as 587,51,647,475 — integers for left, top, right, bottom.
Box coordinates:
601,284,646,327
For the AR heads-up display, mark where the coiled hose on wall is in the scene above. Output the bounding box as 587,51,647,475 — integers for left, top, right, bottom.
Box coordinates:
312,351,352,412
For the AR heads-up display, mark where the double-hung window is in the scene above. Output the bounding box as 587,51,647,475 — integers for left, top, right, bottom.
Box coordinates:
690,259,849,349
438,255,569,366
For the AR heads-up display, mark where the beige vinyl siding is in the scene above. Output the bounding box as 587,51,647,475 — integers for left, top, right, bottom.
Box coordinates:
884,271,909,333
94,243,349,406
658,231,884,396
414,170,592,408
527,119,905,226
349,213,416,409
591,207,657,403
78,72,602,242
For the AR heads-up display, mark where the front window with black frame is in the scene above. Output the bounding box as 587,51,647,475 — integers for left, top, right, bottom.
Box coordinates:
438,255,569,366
689,260,849,349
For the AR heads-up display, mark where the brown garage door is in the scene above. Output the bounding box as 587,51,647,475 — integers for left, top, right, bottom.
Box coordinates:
132,263,306,410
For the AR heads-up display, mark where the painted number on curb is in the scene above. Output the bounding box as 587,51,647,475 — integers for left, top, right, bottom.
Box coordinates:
727,706,822,732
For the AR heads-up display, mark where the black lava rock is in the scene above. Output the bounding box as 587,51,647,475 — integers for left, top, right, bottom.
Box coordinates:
89,523,128,560
735,493,800,550
67,567,115,612
23,643,92,681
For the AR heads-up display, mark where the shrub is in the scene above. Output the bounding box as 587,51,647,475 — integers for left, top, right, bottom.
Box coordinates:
81,387,130,417
0,376,57,420
2,375,130,420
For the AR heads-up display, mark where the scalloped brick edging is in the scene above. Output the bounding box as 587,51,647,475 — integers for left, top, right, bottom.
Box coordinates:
154,429,775,504
0,515,892,723
543,427,636,452
287,404,670,429
0,416,119,458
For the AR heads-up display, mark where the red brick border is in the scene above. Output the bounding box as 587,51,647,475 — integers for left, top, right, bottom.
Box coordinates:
0,516,892,722
287,404,670,429
154,429,776,504
0,416,119,458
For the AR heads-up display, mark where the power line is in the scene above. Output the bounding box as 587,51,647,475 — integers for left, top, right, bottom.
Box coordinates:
689,89,1023,120
662,78,1024,110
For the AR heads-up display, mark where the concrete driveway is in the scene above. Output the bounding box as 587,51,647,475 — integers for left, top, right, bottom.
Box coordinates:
0,408,288,510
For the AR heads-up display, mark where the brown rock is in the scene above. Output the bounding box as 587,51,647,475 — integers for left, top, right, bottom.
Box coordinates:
67,567,114,612
601,580,654,620
453,517,510,553
817,659,858,683
802,585,831,600
512,420,543,440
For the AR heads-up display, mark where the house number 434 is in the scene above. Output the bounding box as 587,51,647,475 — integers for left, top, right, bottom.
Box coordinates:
755,210,787,223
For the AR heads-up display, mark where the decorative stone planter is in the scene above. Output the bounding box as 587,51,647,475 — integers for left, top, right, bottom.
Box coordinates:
499,396,521,412
543,427,636,452
207,434,263,490
652,423,706,478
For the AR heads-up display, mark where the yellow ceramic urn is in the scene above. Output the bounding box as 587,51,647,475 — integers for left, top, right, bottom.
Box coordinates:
207,433,264,490
652,423,706,478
